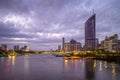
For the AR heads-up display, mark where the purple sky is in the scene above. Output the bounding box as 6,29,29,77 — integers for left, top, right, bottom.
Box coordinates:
0,0,120,50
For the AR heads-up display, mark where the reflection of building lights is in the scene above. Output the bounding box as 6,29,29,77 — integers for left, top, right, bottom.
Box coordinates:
8,56,12,59
5,59,10,74
99,61,102,71
71,60,74,63
104,61,107,68
79,59,82,62
8,56,16,66
64,60,68,68
93,60,96,68
11,56,15,66
24,57,29,74
112,63,116,80
64,60,68,63
1,57,4,62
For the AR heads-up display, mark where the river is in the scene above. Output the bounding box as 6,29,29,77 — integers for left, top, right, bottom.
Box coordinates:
0,54,120,80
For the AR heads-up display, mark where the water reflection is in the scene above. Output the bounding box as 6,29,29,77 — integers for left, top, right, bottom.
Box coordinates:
93,60,96,68
104,61,107,69
64,59,82,72
64,59,68,69
8,56,16,66
5,58,10,79
99,61,102,71
64,59,74,72
0,57,4,62
0,55,120,80
85,59,94,80
24,56,29,76
112,62,116,80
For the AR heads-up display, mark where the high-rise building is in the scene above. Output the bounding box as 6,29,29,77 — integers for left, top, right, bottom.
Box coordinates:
14,45,19,51
62,37,65,51
85,14,98,50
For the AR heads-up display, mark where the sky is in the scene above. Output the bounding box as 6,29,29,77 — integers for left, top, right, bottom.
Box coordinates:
0,0,120,51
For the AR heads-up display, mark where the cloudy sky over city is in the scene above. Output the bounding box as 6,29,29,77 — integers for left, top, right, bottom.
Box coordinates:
0,0,120,50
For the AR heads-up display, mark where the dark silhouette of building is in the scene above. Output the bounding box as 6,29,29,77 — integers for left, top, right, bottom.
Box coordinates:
1,44,8,51
85,14,98,50
58,45,61,51
14,45,19,51
85,59,94,80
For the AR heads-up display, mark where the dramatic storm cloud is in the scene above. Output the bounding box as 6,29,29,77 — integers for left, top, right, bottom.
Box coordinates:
0,0,120,50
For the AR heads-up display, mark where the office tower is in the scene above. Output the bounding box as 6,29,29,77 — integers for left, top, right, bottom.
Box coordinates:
85,14,98,50
62,37,65,51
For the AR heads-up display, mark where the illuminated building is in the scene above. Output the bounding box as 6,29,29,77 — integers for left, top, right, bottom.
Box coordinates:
85,14,98,50
63,38,82,52
21,45,29,52
101,34,120,52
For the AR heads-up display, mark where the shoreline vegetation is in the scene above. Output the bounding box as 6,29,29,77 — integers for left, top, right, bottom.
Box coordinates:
0,50,120,63
0,50,36,57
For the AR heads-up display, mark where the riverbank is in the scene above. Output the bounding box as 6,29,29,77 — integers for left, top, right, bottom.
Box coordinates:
54,52,120,63
0,51,120,63
0,53,8,57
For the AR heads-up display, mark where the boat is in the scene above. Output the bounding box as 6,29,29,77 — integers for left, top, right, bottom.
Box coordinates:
54,54,64,57
64,56,80,60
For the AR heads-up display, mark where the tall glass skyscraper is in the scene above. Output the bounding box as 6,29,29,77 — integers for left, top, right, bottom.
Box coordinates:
85,14,98,50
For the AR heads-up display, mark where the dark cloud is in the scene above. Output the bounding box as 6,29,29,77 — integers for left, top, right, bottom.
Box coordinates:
0,0,120,50
0,0,29,13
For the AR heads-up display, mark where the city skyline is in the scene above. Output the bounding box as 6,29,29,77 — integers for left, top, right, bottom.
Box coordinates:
0,0,120,50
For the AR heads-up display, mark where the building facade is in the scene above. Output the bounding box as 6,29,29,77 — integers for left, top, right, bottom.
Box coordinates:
63,38,82,52
100,34,119,52
21,45,29,52
116,40,120,52
62,37,65,51
85,14,98,50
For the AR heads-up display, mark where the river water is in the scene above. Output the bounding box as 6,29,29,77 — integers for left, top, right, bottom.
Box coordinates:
0,54,120,80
